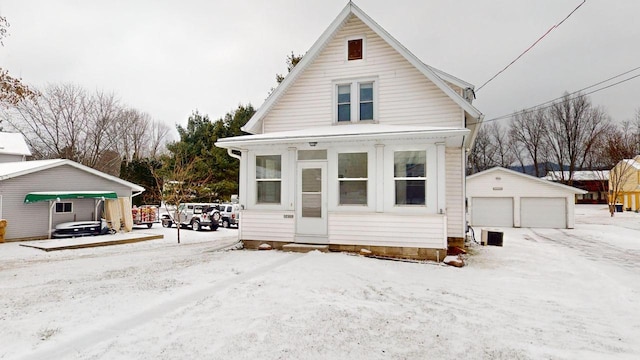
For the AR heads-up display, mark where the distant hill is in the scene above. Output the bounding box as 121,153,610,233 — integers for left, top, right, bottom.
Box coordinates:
508,162,567,177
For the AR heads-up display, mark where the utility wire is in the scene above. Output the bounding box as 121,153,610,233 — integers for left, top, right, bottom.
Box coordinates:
476,0,586,92
469,67,640,126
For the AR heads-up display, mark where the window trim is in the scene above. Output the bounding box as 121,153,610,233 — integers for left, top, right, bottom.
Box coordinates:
332,77,378,124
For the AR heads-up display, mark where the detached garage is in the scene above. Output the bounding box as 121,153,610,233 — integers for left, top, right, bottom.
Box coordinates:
467,167,587,229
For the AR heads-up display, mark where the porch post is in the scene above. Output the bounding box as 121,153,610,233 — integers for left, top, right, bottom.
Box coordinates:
375,144,384,213
48,201,56,239
436,142,446,214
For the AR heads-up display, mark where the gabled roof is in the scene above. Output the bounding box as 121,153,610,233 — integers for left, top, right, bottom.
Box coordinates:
0,132,31,156
467,167,587,194
0,159,145,193
241,2,483,135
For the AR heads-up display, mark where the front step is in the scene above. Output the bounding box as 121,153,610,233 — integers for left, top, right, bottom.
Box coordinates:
282,243,329,253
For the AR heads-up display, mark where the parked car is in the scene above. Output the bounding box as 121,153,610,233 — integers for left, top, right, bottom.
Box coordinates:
217,203,240,228
52,218,115,238
161,203,220,231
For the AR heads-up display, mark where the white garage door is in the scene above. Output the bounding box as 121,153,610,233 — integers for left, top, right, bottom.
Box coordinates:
521,197,566,228
472,197,513,227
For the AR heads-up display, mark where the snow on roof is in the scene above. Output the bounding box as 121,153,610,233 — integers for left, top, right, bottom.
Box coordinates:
543,170,610,181
468,166,587,194
0,159,145,192
217,124,469,148
622,158,640,170
0,132,31,156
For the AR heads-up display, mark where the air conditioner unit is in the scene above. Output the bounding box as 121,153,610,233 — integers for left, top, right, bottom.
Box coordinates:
481,229,503,246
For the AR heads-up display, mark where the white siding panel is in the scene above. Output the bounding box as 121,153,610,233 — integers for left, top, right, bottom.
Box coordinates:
328,212,446,248
240,210,295,242
263,15,461,133
445,148,464,237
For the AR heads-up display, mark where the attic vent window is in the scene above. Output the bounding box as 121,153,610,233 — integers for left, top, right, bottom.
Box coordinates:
348,39,363,60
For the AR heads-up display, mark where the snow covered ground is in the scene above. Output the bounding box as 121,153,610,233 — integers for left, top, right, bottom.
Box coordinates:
1,205,639,359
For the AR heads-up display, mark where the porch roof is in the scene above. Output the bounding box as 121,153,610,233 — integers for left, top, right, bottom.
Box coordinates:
24,191,118,204
216,124,469,149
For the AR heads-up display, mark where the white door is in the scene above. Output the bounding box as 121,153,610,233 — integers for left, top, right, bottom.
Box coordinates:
471,197,513,227
521,197,566,228
296,162,327,243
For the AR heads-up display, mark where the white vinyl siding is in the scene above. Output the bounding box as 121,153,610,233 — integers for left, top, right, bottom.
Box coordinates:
445,148,464,238
240,210,295,242
328,212,446,248
262,15,461,133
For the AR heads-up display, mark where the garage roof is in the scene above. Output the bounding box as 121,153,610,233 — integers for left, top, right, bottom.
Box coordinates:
468,167,587,194
0,159,145,193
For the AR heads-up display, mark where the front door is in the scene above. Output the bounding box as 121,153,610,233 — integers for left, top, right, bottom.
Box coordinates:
296,162,327,243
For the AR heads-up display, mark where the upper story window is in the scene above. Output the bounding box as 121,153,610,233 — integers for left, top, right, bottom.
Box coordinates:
337,85,351,122
256,155,281,204
348,39,363,60
334,78,377,123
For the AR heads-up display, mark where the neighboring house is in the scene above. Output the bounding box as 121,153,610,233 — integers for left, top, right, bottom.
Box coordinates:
0,132,31,162
609,156,640,211
0,159,145,241
215,3,483,260
467,167,586,229
543,170,609,204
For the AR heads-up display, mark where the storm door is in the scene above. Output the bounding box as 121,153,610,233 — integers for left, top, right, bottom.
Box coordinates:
296,161,327,243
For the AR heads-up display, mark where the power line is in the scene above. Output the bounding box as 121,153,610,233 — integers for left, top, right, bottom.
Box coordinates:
476,0,586,92
469,66,640,126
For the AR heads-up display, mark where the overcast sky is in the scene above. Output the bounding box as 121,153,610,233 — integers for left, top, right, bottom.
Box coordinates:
1,0,639,138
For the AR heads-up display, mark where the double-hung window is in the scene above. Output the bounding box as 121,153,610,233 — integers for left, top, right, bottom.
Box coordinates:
338,152,368,205
394,151,426,205
334,80,376,123
256,155,281,204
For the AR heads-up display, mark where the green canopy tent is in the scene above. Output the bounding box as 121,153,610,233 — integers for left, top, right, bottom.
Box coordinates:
24,191,118,239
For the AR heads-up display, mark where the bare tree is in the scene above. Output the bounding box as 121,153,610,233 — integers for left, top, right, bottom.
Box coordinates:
544,93,610,186
608,158,638,217
487,121,515,168
510,108,548,177
150,154,211,244
467,125,496,174
0,16,36,109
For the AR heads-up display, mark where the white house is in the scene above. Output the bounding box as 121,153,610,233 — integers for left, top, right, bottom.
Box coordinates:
467,167,587,229
0,132,31,162
215,2,483,260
